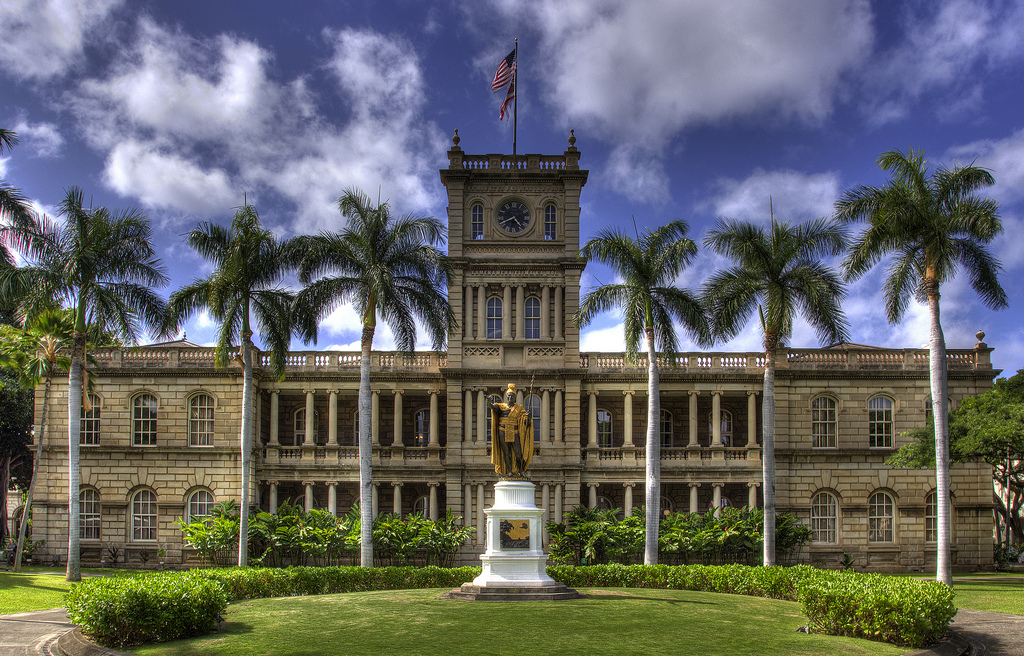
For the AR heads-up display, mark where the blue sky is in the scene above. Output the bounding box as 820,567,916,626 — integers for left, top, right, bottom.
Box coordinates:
2,0,1022,374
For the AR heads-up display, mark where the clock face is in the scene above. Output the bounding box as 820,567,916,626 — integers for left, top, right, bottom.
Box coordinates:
497,201,531,234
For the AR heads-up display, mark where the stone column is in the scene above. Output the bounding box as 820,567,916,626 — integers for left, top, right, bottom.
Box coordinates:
392,390,403,447
588,482,598,508
327,482,338,516
392,482,403,516
428,483,439,521
688,391,699,447
555,390,563,443
713,483,723,518
623,390,634,447
270,390,280,445
464,484,473,535
515,284,525,339
555,483,563,524
429,391,439,446
304,481,315,511
588,391,599,447
711,391,722,447
624,482,635,517
747,390,758,446
541,483,551,544
477,389,487,443
554,285,563,339
477,285,486,339
464,389,473,443
371,389,380,446
464,286,472,340
748,482,759,509
541,285,551,340
328,390,338,445
689,483,700,513
476,484,486,545
305,389,316,444
502,284,512,339
268,480,278,514
371,483,379,517
540,389,551,443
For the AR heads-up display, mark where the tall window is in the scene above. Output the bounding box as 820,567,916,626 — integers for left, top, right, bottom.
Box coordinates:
132,394,157,446
525,394,541,442
187,490,215,522
485,394,501,442
524,296,541,339
294,408,319,444
868,396,894,448
596,409,613,447
709,409,733,446
486,297,502,339
544,204,557,239
415,409,429,446
80,489,100,540
413,495,429,517
471,204,484,239
868,491,895,543
189,394,215,446
132,490,157,541
811,396,837,448
925,490,938,542
810,492,838,543
81,394,100,445
660,409,673,448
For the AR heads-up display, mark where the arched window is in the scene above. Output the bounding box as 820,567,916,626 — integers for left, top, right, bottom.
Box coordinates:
131,489,158,541
471,204,484,239
413,495,429,517
81,394,100,445
485,394,501,443
660,495,674,515
868,396,894,448
811,396,837,448
294,408,319,444
544,204,557,240
709,409,733,446
524,296,541,339
80,489,100,540
868,491,895,543
189,394,215,446
525,394,541,441
414,409,429,446
660,409,673,448
596,409,613,447
486,297,502,339
596,496,614,511
132,394,157,446
925,490,938,542
810,491,838,543
187,490,215,523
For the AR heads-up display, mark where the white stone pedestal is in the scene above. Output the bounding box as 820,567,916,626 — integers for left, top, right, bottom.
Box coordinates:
472,480,558,587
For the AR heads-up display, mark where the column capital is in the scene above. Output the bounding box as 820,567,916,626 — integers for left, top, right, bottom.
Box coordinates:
327,389,340,396
270,389,280,396
711,389,724,397
303,388,316,395
747,482,761,489
712,482,724,489
302,480,316,488
326,481,339,488
622,390,635,397
622,482,637,488
746,390,759,397
372,388,381,396
392,389,405,396
263,480,279,486
689,482,702,489
587,482,600,489
427,481,440,488
687,389,700,397
392,481,404,488
429,389,440,396
588,390,599,397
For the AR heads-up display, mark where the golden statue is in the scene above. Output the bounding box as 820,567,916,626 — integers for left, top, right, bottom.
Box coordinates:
489,383,534,478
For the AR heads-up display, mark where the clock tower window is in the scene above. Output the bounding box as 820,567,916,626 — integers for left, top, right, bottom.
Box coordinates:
471,204,484,240
544,204,557,240
486,297,503,339
525,297,541,339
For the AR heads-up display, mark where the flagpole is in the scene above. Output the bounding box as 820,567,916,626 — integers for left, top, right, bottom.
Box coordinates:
512,38,518,156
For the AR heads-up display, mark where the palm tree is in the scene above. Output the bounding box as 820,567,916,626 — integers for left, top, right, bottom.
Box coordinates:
0,129,36,325
574,220,709,565
170,204,311,567
0,129,33,228
289,188,455,568
702,211,849,567
0,310,74,571
834,148,1007,585
1,187,168,581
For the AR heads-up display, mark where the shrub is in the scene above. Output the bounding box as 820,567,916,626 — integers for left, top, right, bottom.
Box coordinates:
64,571,228,648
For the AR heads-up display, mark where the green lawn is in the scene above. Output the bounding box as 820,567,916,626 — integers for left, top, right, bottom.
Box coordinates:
0,568,157,615
130,588,905,656
953,579,1024,615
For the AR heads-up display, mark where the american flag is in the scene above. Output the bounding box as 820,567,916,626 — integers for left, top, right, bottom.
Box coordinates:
499,76,516,121
491,48,516,92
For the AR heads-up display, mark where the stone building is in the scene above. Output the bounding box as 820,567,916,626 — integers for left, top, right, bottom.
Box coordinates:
27,135,998,571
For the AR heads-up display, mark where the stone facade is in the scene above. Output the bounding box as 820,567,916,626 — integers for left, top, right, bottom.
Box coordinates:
28,136,998,571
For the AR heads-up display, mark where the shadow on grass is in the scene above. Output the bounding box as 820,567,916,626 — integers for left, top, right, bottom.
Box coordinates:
581,590,718,605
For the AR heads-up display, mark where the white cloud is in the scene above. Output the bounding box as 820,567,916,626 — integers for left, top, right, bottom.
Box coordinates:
0,0,124,80
0,158,7,178
708,169,841,223
104,141,236,213
949,129,1024,204
13,120,63,157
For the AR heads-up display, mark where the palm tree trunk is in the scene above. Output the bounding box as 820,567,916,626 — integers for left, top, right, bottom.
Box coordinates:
928,291,952,585
358,323,375,567
644,327,661,565
238,335,253,567
66,332,86,582
762,352,776,567
14,375,50,572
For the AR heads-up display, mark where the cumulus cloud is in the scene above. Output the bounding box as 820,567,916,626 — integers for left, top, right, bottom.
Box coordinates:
104,140,235,213
708,169,841,223
12,120,63,157
0,0,124,80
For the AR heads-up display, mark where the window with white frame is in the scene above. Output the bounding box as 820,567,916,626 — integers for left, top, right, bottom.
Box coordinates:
525,394,541,441
414,408,429,446
544,204,557,240
486,297,502,339
294,408,319,444
925,490,938,542
132,394,157,446
868,491,895,543
810,491,838,543
524,296,541,339
709,409,733,446
597,409,613,447
811,396,837,448
80,489,100,540
132,489,158,541
187,490,215,522
81,394,100,445
471,204,484,239
868,396,894,448
189,394,215,446
660,409,673,448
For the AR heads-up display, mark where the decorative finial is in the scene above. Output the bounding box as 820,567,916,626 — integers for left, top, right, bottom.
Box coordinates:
975,330,986,348
452,129,460,147
568,129,576,147
182,332,186,340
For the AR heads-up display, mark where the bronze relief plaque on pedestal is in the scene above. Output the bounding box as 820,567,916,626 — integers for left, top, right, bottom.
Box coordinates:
499,519,530,549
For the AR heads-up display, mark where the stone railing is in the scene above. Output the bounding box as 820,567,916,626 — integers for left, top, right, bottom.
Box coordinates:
453,153,573,172
90,347,445,373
